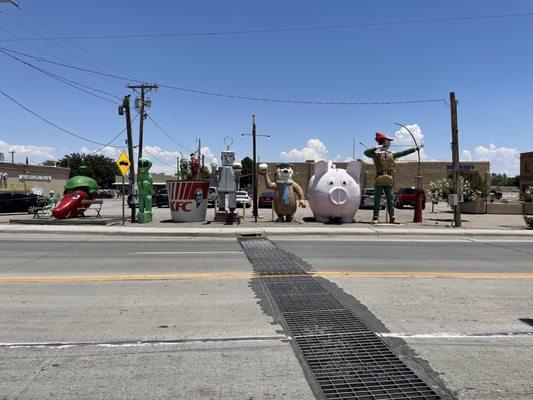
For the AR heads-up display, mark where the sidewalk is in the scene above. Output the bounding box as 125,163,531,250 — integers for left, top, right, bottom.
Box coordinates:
2,199,531,238
2,223,533,239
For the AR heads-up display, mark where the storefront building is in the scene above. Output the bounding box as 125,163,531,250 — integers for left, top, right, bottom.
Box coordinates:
0,162,70,194
519,152,533,193
258,161,490,198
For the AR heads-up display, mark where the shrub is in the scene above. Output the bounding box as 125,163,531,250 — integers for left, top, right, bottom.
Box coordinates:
524,215,533,229
522,190,533,203
428,176,481,202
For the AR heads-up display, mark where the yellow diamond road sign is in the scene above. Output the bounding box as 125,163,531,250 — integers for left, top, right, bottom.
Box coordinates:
116,151,131,176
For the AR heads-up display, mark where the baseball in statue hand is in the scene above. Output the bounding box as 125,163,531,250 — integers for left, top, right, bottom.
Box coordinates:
258,163,268,174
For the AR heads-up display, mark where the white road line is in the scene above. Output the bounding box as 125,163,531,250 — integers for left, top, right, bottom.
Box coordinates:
132,251,242,255
379,332,533,339
0,335,287,349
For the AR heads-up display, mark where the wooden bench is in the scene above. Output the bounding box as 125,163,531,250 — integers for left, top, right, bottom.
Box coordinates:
78,199,104,218
31,206,45,218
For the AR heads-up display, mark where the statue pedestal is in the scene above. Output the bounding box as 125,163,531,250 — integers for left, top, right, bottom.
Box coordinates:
214,211,241,225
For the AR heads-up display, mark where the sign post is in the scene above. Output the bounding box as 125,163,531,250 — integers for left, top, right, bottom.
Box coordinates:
116,151,131,225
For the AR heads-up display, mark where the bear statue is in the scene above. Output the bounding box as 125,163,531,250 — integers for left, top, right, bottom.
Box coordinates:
307,160,361,223
258,162,305,222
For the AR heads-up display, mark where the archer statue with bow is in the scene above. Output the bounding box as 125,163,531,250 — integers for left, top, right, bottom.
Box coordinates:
364,129,423,224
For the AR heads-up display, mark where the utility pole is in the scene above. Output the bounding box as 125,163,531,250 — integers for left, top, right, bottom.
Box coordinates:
242,115,269,222
119,95,136,223
8,150,15,164
450,91,462,227
127,83,158,161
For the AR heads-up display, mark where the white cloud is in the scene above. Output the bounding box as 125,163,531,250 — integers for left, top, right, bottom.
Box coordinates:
392,124,430,161
461,150,473,161
470,143,519,175
0,138,56,163
143,145,178,160
280,138,328,161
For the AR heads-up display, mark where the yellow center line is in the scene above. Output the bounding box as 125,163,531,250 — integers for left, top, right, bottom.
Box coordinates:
0,271,532,284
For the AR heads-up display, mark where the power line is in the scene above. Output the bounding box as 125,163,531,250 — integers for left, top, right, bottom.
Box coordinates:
158,83,446,106
0,48,121,103
146,115,195,154
0,47,446,106
0,12,531,41
0,20,121,88
0,46,132,81
20,7,130,77
142,147,175,168
0,88,123,148
3,11,112,75
91,112,139,155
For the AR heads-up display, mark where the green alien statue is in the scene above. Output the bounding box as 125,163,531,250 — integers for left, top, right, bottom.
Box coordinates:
179,156,189,181
137,157,153,223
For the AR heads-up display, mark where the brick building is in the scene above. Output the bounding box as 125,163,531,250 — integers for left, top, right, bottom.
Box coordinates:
519,151,533,192
257,160,490,198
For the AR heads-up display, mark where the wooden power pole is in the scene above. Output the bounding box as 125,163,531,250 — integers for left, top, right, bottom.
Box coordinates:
242,115,269,222
120,95,136,223
450,91,462,227
127,83,158,161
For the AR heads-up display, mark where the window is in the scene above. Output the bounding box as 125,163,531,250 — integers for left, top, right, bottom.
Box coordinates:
525,162,530,174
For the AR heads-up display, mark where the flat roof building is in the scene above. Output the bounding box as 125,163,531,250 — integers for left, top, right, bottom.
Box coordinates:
519,151,533,193
257,160,490,198
0,162,69,194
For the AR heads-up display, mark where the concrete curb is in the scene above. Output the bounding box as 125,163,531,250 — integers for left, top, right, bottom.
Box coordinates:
2,224,533,239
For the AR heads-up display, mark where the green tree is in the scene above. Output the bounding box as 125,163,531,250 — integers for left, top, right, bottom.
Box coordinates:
240,156,253,187
41,160,58,166
57,153,119,188
491,173,519,187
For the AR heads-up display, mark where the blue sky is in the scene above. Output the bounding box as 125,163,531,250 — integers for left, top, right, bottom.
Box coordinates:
1,0,532,175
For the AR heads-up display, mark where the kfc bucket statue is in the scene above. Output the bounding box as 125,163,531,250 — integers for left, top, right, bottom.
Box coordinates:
166,180,210,222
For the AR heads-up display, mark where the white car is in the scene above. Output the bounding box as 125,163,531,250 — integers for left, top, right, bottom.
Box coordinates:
236,191,252,208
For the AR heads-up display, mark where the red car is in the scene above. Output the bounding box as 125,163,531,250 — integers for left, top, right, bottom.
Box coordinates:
394,187,426,209
258,191,275,208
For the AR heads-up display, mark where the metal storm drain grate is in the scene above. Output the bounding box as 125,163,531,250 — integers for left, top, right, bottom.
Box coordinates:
239,237,308,275
239,237,443,400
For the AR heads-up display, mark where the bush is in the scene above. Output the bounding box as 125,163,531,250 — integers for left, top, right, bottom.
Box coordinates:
524,215,533,229
428,176,482,202
522,190,533,203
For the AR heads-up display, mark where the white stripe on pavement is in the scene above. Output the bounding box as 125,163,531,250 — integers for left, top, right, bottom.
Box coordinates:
379,332,533,339
132,251,242,255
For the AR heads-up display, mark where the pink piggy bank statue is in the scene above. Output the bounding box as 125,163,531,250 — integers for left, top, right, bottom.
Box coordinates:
307,160,361,223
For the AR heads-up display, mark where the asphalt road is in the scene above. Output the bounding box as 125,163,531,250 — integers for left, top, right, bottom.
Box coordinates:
1,235,532,399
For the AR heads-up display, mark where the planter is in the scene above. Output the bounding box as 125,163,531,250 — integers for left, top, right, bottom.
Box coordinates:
460,199,486,214
486,202,523,215
166,180,210,222
523,202,533,215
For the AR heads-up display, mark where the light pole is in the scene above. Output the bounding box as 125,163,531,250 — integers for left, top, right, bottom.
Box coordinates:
242,115,269,222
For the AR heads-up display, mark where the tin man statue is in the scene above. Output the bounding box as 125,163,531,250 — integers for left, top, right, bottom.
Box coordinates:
364,132,422,224
214,137,242,221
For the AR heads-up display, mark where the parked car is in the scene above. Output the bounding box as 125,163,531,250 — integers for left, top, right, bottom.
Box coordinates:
0,191,42,213
97,189,115,198
489,189,503,202
259,191,275,208
394,187,426,209
359,188,386,209
236,191,252,208
208,187,218,207
154,188,169,208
